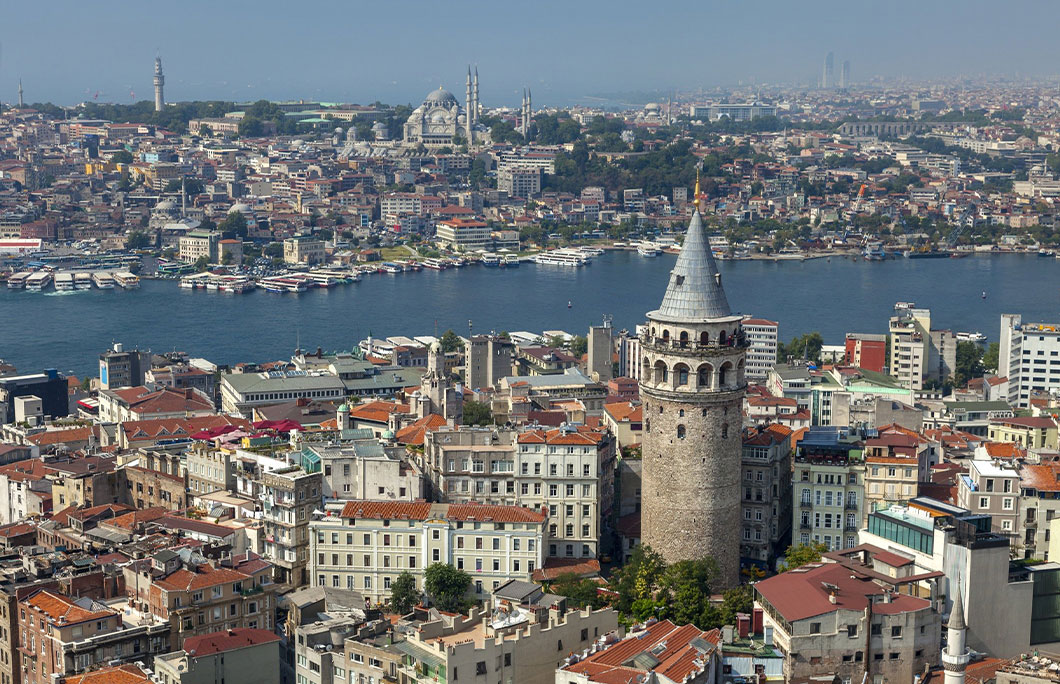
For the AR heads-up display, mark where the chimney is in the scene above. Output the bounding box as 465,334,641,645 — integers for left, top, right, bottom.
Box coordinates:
736,613,750,639
721,625,734,644
752,607,763,635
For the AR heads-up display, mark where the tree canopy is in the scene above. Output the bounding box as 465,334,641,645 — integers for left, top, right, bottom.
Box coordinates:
782,542,829,571
608,545,730,629
777,332,824,363
954,341,986,387
462,401,494,427
389,571,419,615
438,329,463,353
424,563,472,612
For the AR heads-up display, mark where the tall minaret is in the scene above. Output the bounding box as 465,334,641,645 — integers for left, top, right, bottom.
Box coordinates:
520,89,527,137
473,66,480,126
466,66,474,143
941,588,970,684
639,171,747,588
153,57,165,112
18,79,24,109
526,88,531,138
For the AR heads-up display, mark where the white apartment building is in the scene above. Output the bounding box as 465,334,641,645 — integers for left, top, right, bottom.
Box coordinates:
434,218,491,252
1000,313,1060,408
792,427,865,552
889,307,956,390
742,317,778,381
308,500,546,604
417,425,615,560
957,458,1021,537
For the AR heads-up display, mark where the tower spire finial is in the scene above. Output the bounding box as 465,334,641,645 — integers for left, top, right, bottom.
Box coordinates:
693,169,701,211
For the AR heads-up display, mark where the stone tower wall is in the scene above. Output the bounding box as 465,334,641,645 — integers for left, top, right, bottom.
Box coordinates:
641,386,743,588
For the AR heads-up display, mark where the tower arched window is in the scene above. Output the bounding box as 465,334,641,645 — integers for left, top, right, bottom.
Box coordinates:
719,330,727,346
662,330,670,342
721,423,729,439
697,364,713,389
677,425,686,440
645,418,650,432
654,361,668,384
675,364,689,386
719,362,732,388
679,409,685,417
700,331,709,346
679,331,689,346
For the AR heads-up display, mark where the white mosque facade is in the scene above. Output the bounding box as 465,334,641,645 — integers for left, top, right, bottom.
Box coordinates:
403,67,482,147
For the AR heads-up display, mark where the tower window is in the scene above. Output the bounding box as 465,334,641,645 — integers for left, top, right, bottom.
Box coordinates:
662,330,670,341
679,409,685,417
722,424,729,439
700,331,709,345
677,425,686,439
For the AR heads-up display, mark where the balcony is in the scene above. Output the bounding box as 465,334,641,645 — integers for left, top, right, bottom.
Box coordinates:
800,500,812,508
845,501,859,510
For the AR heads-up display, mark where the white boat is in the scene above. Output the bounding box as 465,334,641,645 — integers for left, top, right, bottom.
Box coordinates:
534,249,589,266
92,272,116,289
26,271,53,292
54,272,75,291
956,332,988,343
637,243,661,257
219,276,256,294
259,276,308,293
113,271,140,289
422,258,448,270
7,271,33,289
503,254,520,268
74,272,93,290
305,272,342,286
179,273,212,289
481,253,502,267
579,246,605,257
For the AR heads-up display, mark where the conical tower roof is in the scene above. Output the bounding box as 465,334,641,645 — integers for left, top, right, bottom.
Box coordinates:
949,586,966,631
649,209,732,322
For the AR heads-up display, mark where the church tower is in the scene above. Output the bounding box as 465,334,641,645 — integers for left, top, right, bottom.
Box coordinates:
419,342,462,424
153,57,165,112
941,588,970,684
639,172,747,588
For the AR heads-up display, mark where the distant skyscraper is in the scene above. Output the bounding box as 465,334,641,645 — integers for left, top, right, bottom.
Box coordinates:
153,57,165,112
841,60,851,88
822,52,835,89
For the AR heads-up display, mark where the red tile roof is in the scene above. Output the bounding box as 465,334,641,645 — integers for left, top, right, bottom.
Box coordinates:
61,664,151,684
395,414,447,446
445,502,545,523
562,620,719,684
340,500,433,520
24,589,114,624
182,628,280,657
755,563,930,622
154,564,254,592
1021,464,1060,492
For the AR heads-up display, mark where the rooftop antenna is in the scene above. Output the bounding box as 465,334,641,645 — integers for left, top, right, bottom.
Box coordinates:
468,319,473,338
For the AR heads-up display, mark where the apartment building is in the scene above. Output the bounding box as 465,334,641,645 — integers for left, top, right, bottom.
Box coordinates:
186,443,236,495
283,235,325,265
741,424,793,564
261,467,322,588
755,560,941,683
1019,463,1060,561
18,589,169,684
153,628,281,684
888,307,956,390
999,314,1060,408
792,427,865,552
308,500,546,604
742,317,779,381
957,459,1021,537
417,425,615,559
989,416,1058,449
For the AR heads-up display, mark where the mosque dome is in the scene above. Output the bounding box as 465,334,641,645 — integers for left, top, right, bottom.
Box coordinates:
337,402,350,413
425,87,458,108
371,121,386,131
229,202,252,214
430,110,448,124
154,199,177,213
645,102,661,112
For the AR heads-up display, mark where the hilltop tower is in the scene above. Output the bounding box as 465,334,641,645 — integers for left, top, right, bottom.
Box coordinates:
639,172,747,588
153,57,165,112
941,588,970,684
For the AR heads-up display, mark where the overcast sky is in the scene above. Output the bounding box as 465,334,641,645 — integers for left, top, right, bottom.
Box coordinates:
3,0,1060,107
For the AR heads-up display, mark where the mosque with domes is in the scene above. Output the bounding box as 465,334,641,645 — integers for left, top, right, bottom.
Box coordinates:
403,67,482,147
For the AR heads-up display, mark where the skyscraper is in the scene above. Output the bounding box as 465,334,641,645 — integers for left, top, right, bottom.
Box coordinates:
822,51,835,89
639,174,747,588
153,56,165,112
841,60,851,88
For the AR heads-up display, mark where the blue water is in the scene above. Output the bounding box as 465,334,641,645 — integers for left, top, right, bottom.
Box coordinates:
1,252,1058,377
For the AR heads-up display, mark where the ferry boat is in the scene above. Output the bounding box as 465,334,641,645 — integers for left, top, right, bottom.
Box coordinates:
637,243,661,257
26,271,53,292
534,249,590,266
863,241,886,261
405,260,422,272
179,273,212,289
502,254,520,268
7,271,33,289
259,276,308,293
113,271,140,289
422,258,448,270
956,332,988,343
92,272,116,289
74,272,93,290
481,253,502,267
578,246,605,257
54,272,75,291
305,272,343,287
448,258,467,268
219,276,256,294
381,262,404,274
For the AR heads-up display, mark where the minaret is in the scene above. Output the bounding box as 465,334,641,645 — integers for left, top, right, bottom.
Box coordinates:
526,88,531,138
153,57,165,112
941,588,970,684
520,90,527,137
639,171,747,588
18,79,24,109
473,66,480,126
466,66,474,143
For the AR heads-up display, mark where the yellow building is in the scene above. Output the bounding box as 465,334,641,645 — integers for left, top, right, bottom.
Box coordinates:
989,417,1058,449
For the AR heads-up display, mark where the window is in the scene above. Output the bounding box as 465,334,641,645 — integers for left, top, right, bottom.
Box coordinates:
810,622,821,634
979,497,989,509
847,624,857,637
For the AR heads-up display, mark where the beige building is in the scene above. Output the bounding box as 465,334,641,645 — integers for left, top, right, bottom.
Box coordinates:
793,428,865,552
186,443,236,496
957,458,1021,537
416,425,615,560
864,455,919,521
284,235,326,265
178,230,219,263
308,500,546,604
152,628,280,684
434,218,491,252
261,466,322,588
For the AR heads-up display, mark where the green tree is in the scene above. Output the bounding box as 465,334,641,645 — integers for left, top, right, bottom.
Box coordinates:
954,341,986,387
610,545,667,617
656,558,721,628
438,329,463,353
194,255,210,272
782,542,829,571
164,177,204,195
462,401,494,426
424,563,472,612
263,242,284,258
719,585,754,626
219,211,248,239
549,573,603,609
238,116,264,137
125,230,152,250
569,335,588,358
982,342,1000,373
777,332,824,363
389,571,420,615
110,150,134,164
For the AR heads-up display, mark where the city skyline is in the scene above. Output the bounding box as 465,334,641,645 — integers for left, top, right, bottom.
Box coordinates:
5,0,1060,107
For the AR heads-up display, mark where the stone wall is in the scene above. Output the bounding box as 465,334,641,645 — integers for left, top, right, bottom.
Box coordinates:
641,388,743,587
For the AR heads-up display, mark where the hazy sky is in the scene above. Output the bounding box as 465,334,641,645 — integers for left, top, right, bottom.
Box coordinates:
3,0,1060,107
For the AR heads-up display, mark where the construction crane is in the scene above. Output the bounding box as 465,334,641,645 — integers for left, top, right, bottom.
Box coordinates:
852,183,867,213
